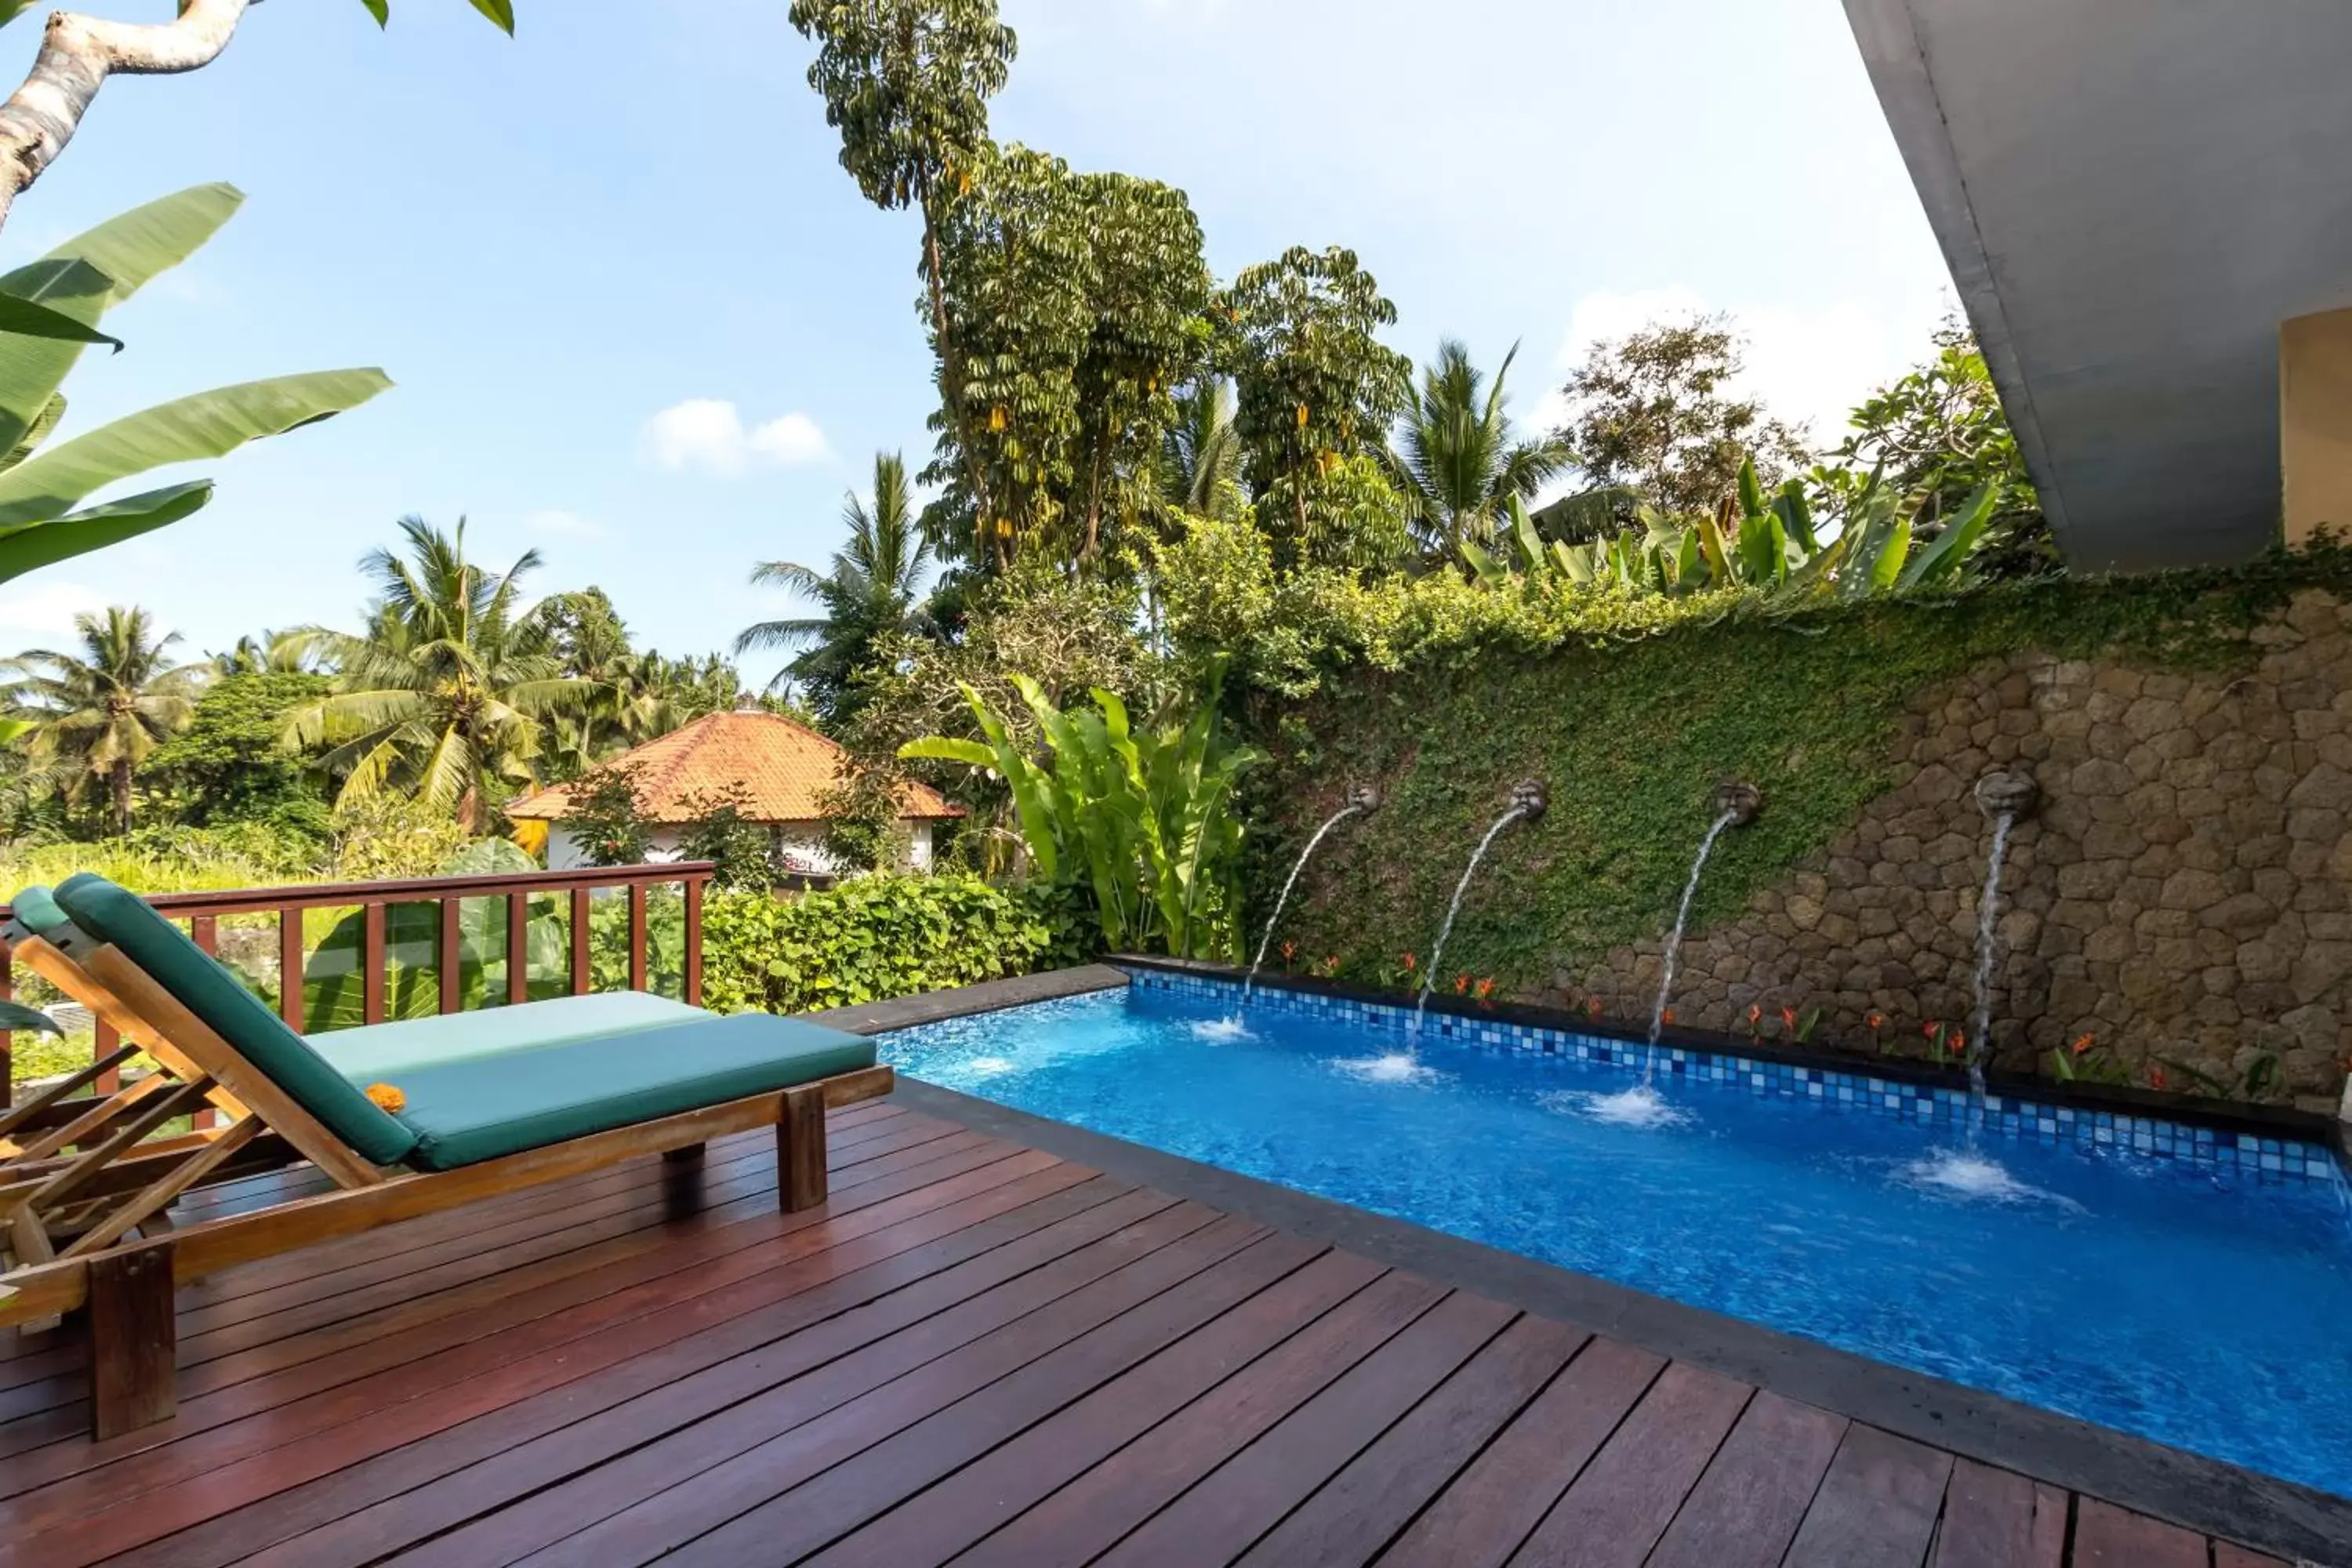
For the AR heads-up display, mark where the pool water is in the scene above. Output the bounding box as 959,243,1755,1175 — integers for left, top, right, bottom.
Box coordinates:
882,985,2352,1499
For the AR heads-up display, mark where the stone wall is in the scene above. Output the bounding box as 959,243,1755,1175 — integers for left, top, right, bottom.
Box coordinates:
1559,589,2352,1113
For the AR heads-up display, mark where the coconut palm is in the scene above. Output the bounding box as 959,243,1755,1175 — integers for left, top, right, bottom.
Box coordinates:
1158,377,1244,522
283,517,593,831
1387,339,1570,563
737,452,934,728
4,605,201,834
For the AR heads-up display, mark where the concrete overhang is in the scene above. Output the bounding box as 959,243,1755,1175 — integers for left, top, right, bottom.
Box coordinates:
1843,0,2352,571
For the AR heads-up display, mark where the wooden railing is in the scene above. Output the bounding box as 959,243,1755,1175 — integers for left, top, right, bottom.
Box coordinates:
0,862,715,1110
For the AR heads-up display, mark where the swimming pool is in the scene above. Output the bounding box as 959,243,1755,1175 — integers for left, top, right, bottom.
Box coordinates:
880,973,2352,1499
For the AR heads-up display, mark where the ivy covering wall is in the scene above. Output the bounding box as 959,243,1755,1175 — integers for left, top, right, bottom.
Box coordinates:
1242,548,2352,1032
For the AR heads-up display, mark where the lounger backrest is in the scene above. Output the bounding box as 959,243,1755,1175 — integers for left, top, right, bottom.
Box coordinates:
7,884,74,937
50,874,418,1165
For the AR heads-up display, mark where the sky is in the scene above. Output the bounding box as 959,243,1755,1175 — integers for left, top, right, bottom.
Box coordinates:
0,0,1957,681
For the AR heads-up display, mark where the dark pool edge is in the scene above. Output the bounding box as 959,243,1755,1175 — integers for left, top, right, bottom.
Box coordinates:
885,1076,2350,1566
1118,954,2352,1169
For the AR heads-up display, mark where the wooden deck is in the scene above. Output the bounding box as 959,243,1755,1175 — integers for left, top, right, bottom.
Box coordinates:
0,1098,2297,1567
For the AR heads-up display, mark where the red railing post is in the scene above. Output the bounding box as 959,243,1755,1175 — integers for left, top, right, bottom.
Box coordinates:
188,916,220,1130
1,935,14,1112
627,884,648,993
506,892,531,1006
437,899,462,1015
569,887,591,996
278,906,305,1033
684,876,705,1007
361,904,387,1026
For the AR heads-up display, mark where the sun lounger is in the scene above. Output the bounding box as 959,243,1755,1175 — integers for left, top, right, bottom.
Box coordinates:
0,874,891,1437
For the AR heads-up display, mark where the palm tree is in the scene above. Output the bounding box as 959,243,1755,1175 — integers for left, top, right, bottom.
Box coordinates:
5,606,201,834
737,452,934,728
1159,378,1245,522
284,517,594,832
1387,339,1571,563
209,628,328,677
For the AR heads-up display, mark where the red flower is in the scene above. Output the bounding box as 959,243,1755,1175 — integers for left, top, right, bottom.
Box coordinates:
1454,974,1471,995
2149,1065,2169,1091
2071,1033,2095,1056
1281,940,1296,962
1922,1020,1941,1041
1475,978,1496,1000
1747,1004,1763,1025
1661,1007,1675,1027
1586,997,1603,1018
1780,1007,1798,1032
1865,1011,1885,1030
1401,953,1416,973
1947,1030,1967,1057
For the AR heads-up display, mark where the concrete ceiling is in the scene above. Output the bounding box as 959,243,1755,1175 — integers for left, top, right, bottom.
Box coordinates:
1843,0,2352,571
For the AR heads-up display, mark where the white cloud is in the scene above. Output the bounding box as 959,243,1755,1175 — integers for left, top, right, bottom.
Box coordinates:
1526,286,1918,452
642,398,832,477
521,508,604,540
0,581,118,645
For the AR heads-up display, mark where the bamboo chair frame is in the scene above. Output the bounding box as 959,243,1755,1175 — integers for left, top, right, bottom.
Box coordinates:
0,915,891,1439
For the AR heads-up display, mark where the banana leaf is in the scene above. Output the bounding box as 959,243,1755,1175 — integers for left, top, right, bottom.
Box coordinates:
1896,481,1999,590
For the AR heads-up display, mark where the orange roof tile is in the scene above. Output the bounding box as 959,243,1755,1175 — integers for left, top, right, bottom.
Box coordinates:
506,709,961,825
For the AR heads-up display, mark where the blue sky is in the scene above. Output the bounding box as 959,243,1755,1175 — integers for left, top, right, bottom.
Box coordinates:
0,0,1955,681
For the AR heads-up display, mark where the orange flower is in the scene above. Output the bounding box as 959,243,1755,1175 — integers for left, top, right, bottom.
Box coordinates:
1947,1030,1967,1056
1586,997,1603,1018
2071,1033,2096,1056
364,1082,407,1114
1454,974,1471,995
1747,1004,1762,1025
1475,978,1496,1001
1401,953,1416,972
1661,1007,1676,1027
1922,1019,1941,1040
1865,1011,1885,1030
1780,1007,1798,1032
1281,940,1296,962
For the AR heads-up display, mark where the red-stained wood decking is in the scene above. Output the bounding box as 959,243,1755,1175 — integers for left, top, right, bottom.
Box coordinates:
0,1098,2292,1567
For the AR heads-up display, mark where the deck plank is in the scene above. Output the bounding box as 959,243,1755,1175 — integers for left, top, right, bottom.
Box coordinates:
1931,1459,2065,1568
2069,1497,2210,1567
1781,1424,1955,1568
1376,1334,1664,1568
1087,1290,1519,1568
1505,1359,1753,1568
815,1250,1404,1568
1644,1391,1849,1568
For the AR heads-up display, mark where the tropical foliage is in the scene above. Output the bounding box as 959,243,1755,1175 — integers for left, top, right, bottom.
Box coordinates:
0,185,390,586
737,452,934,724
1386,339,1568,564
902,664,1258,959
4,605,200,834
283,517,592,830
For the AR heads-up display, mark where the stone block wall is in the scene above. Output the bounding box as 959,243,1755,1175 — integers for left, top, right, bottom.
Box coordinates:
1559,590,2352,1112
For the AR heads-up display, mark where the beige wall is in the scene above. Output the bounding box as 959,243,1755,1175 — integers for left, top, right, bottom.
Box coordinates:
2282,308,2352,548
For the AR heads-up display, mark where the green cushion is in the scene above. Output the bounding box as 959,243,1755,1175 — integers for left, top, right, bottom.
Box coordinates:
7,884,73,936
53,873,419,1166
311,992,712,1083
391,1012,877,1171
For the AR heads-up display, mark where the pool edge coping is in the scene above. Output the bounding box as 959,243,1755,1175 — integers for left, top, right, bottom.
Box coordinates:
859,967,2352,1566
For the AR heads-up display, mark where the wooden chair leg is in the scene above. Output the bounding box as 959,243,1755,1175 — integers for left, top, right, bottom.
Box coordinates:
778,1086,826,1214
7,1208,60,1333
662,1143,706,1165
88,1238,176,1439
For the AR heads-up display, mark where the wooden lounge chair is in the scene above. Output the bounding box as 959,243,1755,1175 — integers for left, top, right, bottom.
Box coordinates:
0,874,892,1438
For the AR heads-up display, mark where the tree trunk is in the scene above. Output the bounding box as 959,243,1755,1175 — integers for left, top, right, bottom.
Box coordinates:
0,2,255,235
110,755,131,838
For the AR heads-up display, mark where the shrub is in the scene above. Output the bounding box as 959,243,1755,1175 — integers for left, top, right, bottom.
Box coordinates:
692,875,1073,1016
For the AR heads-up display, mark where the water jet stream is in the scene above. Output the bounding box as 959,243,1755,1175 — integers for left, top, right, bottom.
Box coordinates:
1642,806,1742,1087
1243,795,1372,1001
1414,784,1545,1033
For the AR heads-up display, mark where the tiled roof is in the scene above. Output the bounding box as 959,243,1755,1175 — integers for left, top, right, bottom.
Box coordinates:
506,709,962,825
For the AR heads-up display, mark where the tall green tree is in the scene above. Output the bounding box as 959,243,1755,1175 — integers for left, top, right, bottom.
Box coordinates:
145,668,332,835
1547,314,1809,524
4,604,198,833
1388,339,1570,563
738,452,935,728
284,517,591,831
789,0,1016,537
1217,246,1414,571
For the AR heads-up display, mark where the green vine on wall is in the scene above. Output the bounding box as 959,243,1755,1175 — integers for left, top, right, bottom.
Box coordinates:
1240,542,2352,996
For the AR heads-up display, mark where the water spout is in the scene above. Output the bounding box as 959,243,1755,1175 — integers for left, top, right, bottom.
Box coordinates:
1414,782,1546,1032
1243,785,1380,1001
1642,782,1761,1087
1965,771,2039,1119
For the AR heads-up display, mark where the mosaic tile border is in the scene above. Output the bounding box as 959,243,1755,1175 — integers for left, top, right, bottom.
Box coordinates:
1126,967,2352,1193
